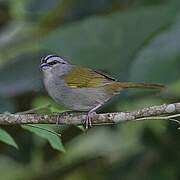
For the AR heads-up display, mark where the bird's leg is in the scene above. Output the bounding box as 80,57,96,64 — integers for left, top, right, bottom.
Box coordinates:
84,104,102,129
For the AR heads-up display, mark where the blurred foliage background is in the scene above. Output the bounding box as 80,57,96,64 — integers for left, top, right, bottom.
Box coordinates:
0,0,180,179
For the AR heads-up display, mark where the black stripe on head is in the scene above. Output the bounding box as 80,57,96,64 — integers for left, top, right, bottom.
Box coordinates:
41,54,61,65
41,57,46,64
41,54,68,66
44,54,60,62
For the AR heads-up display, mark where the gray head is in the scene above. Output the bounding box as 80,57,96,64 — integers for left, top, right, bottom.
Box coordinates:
40,55,71,76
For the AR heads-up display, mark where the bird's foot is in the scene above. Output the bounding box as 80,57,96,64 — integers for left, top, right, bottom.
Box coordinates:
83,104,102,129
83,111,96,129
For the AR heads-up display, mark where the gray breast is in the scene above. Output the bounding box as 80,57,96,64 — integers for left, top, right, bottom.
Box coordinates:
43,71,112,111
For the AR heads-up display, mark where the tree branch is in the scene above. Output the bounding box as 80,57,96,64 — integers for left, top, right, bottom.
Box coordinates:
0,103,180,125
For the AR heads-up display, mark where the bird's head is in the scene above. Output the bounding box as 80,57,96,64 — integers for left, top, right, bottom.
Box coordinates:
40,55,71,76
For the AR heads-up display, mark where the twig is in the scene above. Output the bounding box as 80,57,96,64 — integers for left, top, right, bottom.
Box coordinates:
0,102,179,126
135,114,180,121
16,104,51,114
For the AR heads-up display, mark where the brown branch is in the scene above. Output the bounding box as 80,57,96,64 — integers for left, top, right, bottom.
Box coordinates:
0,103,180,125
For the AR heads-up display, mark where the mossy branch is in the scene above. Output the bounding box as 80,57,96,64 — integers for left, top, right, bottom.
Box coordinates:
0,103,180,126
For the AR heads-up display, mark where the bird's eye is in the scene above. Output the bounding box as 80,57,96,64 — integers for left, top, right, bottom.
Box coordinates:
47,61,58,65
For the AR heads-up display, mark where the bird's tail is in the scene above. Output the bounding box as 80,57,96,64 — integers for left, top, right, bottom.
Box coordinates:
105,82,164,94
116,82,164,89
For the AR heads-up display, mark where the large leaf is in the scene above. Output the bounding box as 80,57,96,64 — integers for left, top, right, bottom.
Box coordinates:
0,128,18,149
0,97,15,113
0,4,178,98
129,14,180,84
22,124,65,152
42,5,177,80
0,53,43,97
63,127,142,163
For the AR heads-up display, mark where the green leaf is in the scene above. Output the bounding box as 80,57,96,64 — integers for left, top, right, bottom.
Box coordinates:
0,97,15,113
63,128,142,163
0,128,18,149
129,14,180,84
21,124,65,152
0,53,42,97
31,96,66,113
42,5,176,80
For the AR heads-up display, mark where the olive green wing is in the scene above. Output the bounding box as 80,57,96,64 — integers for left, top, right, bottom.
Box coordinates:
63,66,115,88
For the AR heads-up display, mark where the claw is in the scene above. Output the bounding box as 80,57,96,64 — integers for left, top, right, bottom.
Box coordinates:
83,104,102,129
82,112,92,129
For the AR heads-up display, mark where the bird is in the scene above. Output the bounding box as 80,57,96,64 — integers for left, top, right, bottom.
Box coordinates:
40,54,164,128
